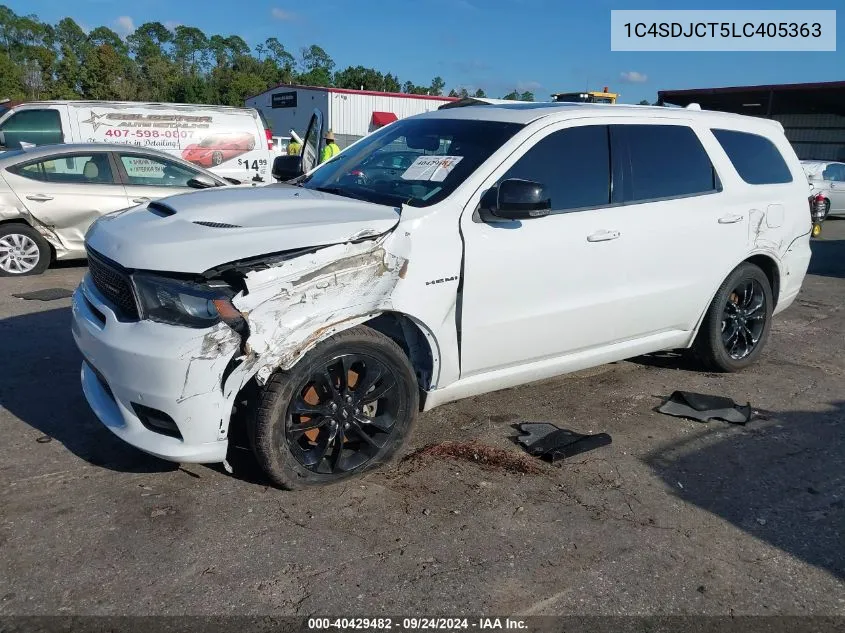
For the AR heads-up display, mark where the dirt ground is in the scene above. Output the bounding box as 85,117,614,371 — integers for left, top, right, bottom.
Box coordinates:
0,221,843,616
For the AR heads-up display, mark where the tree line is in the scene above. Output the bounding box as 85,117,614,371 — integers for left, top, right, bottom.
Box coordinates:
0,5,536,107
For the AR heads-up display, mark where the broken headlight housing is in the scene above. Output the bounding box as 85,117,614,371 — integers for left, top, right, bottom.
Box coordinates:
131,272,243,329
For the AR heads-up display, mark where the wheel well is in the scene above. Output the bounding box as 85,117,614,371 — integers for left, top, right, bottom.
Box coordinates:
226,312,437,442
363,312,435,392
0,218,30,228
0,218,56,259
745,254,780,307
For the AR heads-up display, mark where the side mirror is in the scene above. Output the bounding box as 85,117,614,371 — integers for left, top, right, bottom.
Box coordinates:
478,179,551,222
186,174,218,189
272,154,304,181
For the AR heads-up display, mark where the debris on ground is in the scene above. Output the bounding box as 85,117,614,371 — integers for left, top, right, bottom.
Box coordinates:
515,423,612,463
657,391,752,424
403,441,543,474
12,288,74,301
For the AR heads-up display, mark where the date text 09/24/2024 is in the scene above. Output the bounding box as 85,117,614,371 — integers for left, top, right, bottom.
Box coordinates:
307,618,528,630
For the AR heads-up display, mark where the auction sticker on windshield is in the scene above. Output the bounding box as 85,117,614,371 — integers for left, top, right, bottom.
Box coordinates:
401,156,463,182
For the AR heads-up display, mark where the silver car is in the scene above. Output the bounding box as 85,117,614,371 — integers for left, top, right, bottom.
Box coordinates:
0,143,232,276
801,160,845,219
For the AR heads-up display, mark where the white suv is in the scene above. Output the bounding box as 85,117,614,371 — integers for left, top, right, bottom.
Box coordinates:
71,102,813,488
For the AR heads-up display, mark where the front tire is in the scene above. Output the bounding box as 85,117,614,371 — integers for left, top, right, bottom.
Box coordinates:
249,326,419,489
694,262,773,372
0,223,51,277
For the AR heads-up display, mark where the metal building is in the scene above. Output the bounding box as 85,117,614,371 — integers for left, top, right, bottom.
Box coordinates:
246,84,458,149
658,81,845,161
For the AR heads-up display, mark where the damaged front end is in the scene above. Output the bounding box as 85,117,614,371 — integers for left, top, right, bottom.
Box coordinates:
73,229,409,463
190,231,410,425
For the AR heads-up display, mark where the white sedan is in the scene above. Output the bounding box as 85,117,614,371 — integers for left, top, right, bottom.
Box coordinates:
802,160,845,219
0,143,232,276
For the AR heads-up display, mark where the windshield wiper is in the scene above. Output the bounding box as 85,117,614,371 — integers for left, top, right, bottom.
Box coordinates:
313,185,407,211
314,186,368,201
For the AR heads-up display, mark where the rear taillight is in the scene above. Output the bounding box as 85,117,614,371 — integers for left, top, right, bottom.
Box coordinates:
265,128,273,150
810,193,827,221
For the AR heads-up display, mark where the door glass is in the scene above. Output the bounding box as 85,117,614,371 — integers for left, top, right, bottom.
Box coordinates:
10,161,47,182
500,125,610,212
10,154,113,184
0,110,63,149
301,110,323,174
613,125,719,203
827,164,845,182
119,154,199,187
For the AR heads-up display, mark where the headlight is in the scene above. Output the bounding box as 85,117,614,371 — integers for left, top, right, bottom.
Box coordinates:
131,272,244,330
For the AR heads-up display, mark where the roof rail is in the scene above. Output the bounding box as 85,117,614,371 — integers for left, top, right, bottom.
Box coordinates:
438,97,536,110
439,97,499,110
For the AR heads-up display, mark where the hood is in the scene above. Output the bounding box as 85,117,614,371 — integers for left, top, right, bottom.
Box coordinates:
85,184,400,274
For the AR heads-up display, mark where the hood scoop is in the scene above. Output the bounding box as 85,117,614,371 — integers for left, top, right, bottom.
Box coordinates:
147,201,176,217
193,221,243,229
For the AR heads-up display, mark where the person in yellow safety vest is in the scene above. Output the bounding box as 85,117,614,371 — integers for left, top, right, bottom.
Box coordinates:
320,130,340,164
287,129,302,156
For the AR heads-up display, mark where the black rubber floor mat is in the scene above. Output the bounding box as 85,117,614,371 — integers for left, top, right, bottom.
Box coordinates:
657,390,752,425
516,423,612,463
13,288,74,301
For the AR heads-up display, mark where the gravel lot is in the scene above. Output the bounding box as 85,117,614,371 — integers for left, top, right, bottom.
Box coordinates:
1,221,843,616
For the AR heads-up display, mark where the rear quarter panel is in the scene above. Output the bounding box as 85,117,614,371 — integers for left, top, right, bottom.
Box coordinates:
692,118,811,327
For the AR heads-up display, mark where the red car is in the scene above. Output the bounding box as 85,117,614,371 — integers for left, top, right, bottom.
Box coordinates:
182,132,256,167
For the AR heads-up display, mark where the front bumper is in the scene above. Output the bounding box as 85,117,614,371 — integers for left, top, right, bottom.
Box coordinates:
71,275,241,463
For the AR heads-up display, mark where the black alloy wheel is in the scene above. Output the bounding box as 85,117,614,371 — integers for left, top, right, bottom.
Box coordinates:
693,262,773,372
285,353,399,474
721,279,766,360
249,326,418,489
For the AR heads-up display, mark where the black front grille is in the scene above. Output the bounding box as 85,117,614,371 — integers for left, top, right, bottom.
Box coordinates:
87,249,139,320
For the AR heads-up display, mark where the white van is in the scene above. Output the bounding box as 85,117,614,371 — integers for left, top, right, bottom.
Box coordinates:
72,102,814,488
0,101,274,183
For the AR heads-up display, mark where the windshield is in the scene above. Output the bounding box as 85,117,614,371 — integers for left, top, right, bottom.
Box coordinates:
300,118,523,207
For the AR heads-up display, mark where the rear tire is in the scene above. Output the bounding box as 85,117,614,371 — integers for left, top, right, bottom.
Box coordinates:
211,151,224,166
693,262,773,372
0,223,51,277
248,326,419,490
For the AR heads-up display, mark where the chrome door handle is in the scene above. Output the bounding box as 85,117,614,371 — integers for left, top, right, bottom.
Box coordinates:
718,214,744,224
587,230,621,242
25,194,53,202
132,197,150,204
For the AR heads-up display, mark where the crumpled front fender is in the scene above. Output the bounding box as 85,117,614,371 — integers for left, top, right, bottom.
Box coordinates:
216,232,410,404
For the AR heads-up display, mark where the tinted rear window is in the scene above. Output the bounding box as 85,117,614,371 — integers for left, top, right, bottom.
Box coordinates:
612,124,719,203
711,129,793,185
